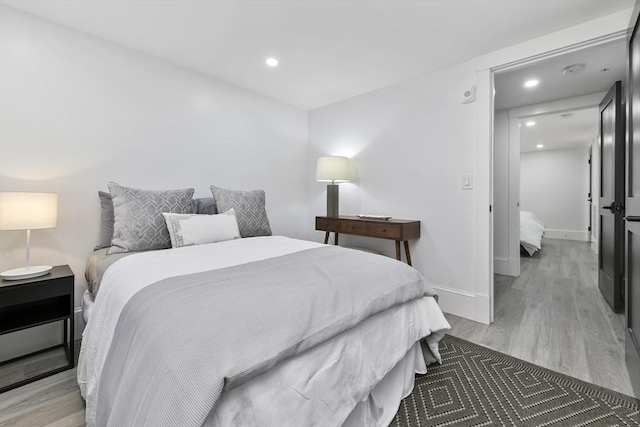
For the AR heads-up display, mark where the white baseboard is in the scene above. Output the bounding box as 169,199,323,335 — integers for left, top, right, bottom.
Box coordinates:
474,293,491,325
432,283,490,325
545,229,589,241
493,257,519,277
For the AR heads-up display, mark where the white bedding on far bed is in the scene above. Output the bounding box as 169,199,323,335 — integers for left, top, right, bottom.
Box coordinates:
520,211,546,255
79,236,450,427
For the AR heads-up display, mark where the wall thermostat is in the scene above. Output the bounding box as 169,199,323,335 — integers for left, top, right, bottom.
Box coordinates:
462,86,476,104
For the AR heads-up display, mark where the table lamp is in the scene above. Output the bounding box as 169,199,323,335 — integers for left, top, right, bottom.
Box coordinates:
316,156,351,217
0,192,58,280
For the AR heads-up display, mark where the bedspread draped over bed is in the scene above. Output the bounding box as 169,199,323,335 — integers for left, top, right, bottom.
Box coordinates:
84,240,439,427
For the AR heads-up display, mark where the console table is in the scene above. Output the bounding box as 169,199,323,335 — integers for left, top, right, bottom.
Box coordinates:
315,216,420,265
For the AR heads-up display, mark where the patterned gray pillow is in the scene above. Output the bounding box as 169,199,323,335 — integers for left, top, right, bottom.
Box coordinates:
210,186,272,238
108,182,195,254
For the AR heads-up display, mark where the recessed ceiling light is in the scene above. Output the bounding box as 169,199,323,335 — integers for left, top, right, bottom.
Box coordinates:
266,58,278,67
524,79,539,88
536,144,544,148
526,121,536,127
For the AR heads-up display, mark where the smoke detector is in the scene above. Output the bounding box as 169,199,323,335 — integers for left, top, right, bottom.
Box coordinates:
563,63,586,76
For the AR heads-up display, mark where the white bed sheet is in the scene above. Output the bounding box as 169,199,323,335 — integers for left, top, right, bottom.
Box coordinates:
208,297,446,427
79,236,450,426
79,236,324,401
520,211,546,255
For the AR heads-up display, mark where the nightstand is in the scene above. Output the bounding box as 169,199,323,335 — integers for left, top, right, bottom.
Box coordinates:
316,216,421,265
0,265,75,393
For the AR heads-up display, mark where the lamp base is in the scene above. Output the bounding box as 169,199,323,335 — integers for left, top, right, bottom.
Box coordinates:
327,184,339,217
1,266,52,281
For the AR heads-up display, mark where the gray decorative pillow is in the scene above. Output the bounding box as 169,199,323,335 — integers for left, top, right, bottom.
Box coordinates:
94,191,114,250
108,182,195,254
190,197,218,215
210,186,272,238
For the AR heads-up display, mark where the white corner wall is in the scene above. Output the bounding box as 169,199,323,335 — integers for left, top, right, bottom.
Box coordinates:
521,148,590,240
590,137,600,252
493,109,519,276
0,7,309,360
308,60,481,320
494,110,509,262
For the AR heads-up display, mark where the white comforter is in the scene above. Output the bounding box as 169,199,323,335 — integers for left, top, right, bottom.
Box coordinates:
520,211,546,255
79,236,450,426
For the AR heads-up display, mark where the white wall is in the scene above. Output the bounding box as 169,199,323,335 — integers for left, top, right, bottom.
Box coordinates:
521,147,590,240
493,110,509,262
590,137,600,252
0,7,309,360
493,110,520,276
308,8,630,324
308,60,480,320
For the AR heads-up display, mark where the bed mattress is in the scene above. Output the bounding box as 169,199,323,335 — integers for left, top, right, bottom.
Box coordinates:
84,247,131,297
79,236,450,426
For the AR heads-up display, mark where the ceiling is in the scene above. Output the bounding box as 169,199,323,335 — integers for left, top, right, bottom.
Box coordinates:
1,0,634,110
495,40,627,110
520,107,598,153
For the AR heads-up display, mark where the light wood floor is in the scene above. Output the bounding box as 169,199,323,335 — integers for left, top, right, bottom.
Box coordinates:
0,238,633,425
0,343,84,427
446,238,634,397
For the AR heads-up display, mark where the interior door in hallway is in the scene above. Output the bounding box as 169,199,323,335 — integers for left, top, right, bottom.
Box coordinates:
598,81,625,313
625,3,640,399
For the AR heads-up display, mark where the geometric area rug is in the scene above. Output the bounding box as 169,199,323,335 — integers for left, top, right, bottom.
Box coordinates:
391,335,640,426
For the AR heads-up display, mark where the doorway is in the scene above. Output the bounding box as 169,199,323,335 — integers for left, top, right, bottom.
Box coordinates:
485,40,634,395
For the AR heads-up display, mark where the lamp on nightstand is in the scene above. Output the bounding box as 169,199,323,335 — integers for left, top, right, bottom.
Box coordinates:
316,156,351,217
0,192,58,280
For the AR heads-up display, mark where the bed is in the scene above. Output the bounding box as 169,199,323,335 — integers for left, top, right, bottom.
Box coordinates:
79,183,450,426
520,211,546,256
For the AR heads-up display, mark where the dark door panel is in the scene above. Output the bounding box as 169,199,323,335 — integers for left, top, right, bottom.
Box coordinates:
626,2,640,399
598,81,625,313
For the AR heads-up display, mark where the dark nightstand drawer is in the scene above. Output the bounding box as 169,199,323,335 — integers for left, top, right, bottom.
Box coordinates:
368,223,403,239
316,217,339,232
340,219,367,236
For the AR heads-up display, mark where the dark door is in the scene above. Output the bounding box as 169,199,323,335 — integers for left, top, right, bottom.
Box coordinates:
587,147,593,242
598,81,625,313
625,3,640,398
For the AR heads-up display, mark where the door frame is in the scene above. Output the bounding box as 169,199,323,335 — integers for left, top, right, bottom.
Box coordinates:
500,94,605,280
587,144,593,243
472,15,628,324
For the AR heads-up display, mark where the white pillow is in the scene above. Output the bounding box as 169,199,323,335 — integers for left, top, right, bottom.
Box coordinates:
162,209,241,248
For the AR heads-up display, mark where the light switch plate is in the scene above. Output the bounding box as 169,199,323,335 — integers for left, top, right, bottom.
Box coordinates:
462,174,473,189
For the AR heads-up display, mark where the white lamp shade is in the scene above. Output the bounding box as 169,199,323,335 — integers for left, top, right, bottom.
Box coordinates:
0,192,58,230
315,156,351,182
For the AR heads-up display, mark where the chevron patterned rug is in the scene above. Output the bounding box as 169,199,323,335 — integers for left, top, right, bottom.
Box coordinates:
391,335,640,426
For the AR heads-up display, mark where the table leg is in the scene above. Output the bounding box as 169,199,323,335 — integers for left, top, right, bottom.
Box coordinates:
395,241,401,261
335,233,339,246
70,317,75,368
404,240,412,266
324,232,330,244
